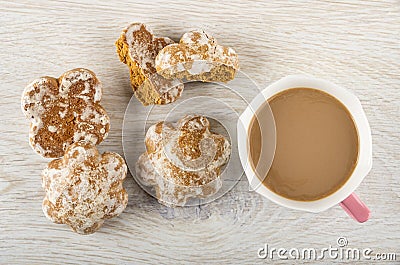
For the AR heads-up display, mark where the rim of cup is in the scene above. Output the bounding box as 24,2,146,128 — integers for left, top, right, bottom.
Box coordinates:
237,75,372,212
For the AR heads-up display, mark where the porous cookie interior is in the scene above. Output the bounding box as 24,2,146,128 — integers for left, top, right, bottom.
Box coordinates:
161,63,237,82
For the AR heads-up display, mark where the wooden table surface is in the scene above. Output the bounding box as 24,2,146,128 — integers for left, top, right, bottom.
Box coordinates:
1,0,399,264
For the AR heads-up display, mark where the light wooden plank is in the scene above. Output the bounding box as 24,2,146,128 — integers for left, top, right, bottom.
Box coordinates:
0,0,399,264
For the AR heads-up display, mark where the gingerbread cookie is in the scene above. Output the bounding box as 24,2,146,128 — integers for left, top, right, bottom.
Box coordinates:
21,68,110,158
42,141,128,234
116,23,184,105
135,115,231,207
155,30,239,82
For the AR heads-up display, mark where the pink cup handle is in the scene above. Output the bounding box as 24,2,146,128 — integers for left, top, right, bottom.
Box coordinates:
339,193,370,223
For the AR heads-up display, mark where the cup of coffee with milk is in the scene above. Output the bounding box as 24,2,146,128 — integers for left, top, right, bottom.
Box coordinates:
237,75,372,222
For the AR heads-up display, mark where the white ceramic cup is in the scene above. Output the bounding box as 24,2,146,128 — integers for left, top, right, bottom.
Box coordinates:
237,75,372,222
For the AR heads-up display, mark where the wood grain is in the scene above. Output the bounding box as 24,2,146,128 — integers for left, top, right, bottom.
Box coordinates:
0,0,399,264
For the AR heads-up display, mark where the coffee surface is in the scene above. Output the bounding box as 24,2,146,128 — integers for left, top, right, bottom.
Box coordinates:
250,88,359,201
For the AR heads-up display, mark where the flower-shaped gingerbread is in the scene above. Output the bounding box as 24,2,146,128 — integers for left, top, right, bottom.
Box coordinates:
136,115,231,207
21,68,110,158
155,30,239,82
42,141,128,234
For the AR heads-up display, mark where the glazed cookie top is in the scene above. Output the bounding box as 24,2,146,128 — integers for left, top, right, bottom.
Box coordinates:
125,23,174,75
42,141,128,234
155,30,239,77
21,68,110,158
144,115,231,187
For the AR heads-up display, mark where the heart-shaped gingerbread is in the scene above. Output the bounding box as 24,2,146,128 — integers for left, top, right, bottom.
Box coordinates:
136,115,231,207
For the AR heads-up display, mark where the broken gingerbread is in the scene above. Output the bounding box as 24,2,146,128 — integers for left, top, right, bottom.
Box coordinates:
155,30,239,82
116,23,184,105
